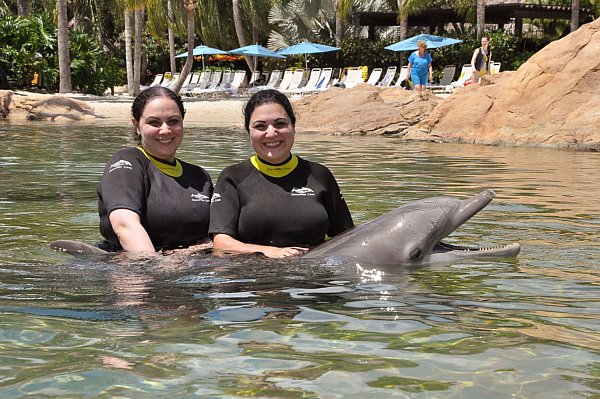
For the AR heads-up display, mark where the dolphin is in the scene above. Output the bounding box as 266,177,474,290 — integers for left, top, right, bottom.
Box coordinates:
304,189,520,266
51,190,520,265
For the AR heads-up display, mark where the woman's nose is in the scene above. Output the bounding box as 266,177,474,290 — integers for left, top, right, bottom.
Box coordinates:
159,122,170,133
265,124,277,136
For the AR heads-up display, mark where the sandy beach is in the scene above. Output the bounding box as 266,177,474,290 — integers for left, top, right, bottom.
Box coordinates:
5,90,247,128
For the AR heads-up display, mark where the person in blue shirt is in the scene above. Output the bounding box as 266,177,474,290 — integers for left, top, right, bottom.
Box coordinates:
406,40,433,97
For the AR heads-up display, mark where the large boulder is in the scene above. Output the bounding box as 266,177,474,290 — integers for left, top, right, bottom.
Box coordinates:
26,96,100,121
0,91,103,121
407,18,600,150
295,84,441,136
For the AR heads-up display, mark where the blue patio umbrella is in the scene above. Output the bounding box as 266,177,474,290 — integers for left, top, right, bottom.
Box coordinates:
229,44,286,59
175,44,228,69
277,41,341,68
384,34,462,52
229,44,286,73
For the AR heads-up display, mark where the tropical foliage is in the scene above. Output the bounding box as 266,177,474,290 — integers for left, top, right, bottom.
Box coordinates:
0,0,597,94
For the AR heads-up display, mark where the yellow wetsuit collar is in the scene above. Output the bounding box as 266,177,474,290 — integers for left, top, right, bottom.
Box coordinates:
251,154,298,178
137,146,183,177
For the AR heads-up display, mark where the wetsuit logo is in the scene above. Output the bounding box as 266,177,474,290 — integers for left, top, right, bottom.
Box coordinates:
191,193,210,202
210,193,222,204
109,159,133,173
291,187,314,196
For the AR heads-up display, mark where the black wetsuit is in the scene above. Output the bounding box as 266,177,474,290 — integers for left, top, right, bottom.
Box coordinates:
209,154,354,248
97,147,213,250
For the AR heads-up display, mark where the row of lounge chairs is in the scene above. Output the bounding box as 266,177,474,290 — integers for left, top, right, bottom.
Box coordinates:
144,61,502,98
146,70,248,97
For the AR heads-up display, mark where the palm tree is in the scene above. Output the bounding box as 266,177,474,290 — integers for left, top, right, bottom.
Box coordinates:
396,0,407,40
476,0,485,38
171,0,196,94
133,0,145,96
571,0,580,32
167,0,177,74
232,0,255,71
229,0,280,71
57,0,71,93
124,6,135,96
17,0,31,16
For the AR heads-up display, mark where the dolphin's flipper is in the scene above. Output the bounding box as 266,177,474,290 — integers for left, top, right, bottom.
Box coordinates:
50,240,108,256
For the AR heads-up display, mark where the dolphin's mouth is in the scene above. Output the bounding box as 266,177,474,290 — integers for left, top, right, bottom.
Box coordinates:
425,189,521,263
432,241,521,258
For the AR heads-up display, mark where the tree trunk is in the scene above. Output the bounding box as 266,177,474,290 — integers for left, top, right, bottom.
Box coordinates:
168,0,177,75
17,0,31,17
397,0,408,65
397,0,407,40
171,0,196,94
476,0,486,39
333,0,343,46
133,5,145,96
124,8,134,96
57,0,71,93
232,0,253,72
571,0,580,32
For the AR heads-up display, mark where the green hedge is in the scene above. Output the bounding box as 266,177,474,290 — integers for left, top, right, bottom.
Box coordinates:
0,13,123,95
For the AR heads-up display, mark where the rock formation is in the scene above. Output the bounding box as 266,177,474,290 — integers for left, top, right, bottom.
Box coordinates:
294,18,600,151
407,18,600,151
295,85,441,136
26,96,100,121
0,91,102,121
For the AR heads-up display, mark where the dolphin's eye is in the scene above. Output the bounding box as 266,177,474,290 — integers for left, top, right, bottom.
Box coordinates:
410,248,423,260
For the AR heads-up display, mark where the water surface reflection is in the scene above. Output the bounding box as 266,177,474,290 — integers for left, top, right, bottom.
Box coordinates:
0,123,598,398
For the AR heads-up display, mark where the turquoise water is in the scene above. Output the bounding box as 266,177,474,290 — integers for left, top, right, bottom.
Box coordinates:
1,121,599,398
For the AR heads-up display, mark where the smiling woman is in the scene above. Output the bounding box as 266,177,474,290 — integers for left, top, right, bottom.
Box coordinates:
209,89,354,259
96,86,213,254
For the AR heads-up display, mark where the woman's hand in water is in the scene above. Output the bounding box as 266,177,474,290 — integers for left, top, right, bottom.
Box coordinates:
263,246,308,259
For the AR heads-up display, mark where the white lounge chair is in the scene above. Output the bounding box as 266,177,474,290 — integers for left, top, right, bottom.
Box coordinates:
394,66,409,86
344,67,364,88
446,64,473,91
248,70,283,94
300,67,333,96
191,70,222,97
248,71,260,86
162,73,180,90
276,69,295,91
290,68,321,94
366,68,383,85
160,73,173,87
491,62,501,74
265,70,282,88
281,69,305,92
179,72,201,96
214,69,246,96
149,73,163,87
378,66,397,87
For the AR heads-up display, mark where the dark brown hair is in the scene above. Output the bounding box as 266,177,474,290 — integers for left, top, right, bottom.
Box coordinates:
243,89,296,132
131,86,185,143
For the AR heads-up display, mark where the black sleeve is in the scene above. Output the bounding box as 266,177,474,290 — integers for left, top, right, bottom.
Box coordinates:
321,166,354,237
99,148,147,217
208,166,242,238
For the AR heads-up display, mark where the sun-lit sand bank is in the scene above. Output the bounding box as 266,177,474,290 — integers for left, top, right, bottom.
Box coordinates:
2,90,246,128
